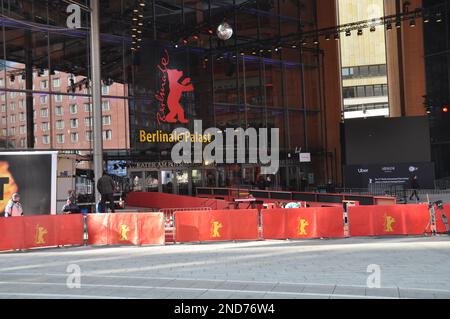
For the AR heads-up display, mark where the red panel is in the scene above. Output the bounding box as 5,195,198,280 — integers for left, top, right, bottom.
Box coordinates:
262,209,287,239
174,211,201,242
137,213,165,245
198,210,232,242
107,214,139,245
23,215,56,249
348,206,375,237
126,192,229,210
87,214,108,245
0,217,24,251
229,210,259,240
56,214,84,246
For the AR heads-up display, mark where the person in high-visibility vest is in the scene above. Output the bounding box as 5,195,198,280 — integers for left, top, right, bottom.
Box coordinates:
4,193,23,217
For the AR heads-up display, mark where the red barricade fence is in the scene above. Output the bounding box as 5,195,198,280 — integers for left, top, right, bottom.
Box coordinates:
174,209,259,243
348,204,430,237
126,192,229,210
87,213,164,246
262,207,345,239
0,214,84,251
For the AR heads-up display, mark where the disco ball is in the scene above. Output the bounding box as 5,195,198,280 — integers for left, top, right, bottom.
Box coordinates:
217,22,233,41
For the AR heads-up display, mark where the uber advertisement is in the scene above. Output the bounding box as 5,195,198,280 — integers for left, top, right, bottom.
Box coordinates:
344,162,435,189
0,152,56,216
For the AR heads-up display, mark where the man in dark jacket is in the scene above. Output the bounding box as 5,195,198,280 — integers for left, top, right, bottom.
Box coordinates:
97,171,116,213
409,175,420,202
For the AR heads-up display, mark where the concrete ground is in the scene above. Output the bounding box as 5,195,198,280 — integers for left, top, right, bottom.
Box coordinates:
1,236,450,299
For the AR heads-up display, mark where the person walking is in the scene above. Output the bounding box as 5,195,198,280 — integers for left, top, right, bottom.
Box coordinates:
97,171,116,213
409,175,420,202
4,193,23,217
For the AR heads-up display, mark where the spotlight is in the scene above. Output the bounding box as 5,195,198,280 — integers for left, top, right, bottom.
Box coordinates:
345,30,351,37
174,43,179,48
357,29,363,36
313,38,319,45
395,19,401,28
139,1,146,7
423,14,430,23
436,12,443,23
325,34,331,41
291,43,297,49
334,32,340,40
443,106,449,113
182,38,188,45
240,51,245,55
301,38,307,46
409,18,416,27
192,35,199,40
386,23,392,31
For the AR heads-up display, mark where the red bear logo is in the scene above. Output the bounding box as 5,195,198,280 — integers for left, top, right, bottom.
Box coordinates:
165,69,194,124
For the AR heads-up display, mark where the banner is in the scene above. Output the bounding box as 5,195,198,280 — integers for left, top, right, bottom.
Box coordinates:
0,214,84,252
348,204,429,237
262,207,345,240
175,210,259,243
87,213,164,246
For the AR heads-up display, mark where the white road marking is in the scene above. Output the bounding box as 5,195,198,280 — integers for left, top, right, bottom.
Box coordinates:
0,281,402,299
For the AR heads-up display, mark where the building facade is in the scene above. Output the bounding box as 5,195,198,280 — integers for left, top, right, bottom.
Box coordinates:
338,0,390,120
0,0,343,194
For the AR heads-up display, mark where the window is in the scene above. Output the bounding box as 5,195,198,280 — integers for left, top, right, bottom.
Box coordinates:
52,78,60,88
19,100,25,109
42,135,50,144
1,117,6,125
84,103,92,112
10,102,15,111
20,138,26,148
19,112,25,121
41,80,48,89
9,127,15,135
2,128,6,136
102,85,109,95
374,85,383,96
55,106,63,116
85,117,92,127
103,130,112,140
19,125,26,134
343,84,389,99
56,134,65,144
0,79,4,87
102,115,111,125
70,132,79,143
102,100,110,111
1,104,5,113
1,93,5,101
69,104,77,114
69,94,77,100
10,114,16,123
56,120,64,130
40,108,48,117
54,94,63,103
40,95,48,104
85,131,93,141
70,118,79,129
41,122,49,132
9,91,15,99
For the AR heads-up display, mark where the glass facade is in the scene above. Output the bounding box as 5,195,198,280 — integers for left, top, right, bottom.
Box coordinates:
423,0,450,179
0,0,337,191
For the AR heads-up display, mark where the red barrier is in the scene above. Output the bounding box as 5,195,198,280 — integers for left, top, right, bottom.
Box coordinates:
0,215,84,252
126,192,229,210
175,209,259,243
348,204,429,237
262,207,345,239
87,213,164,246
436,204,450,234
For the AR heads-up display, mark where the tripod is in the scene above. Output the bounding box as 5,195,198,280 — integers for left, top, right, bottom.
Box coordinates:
424,198,450,236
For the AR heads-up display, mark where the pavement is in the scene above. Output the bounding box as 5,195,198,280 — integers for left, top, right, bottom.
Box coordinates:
1,236,450,299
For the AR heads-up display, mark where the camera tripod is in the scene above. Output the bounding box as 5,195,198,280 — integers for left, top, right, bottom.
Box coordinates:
424,198,450,236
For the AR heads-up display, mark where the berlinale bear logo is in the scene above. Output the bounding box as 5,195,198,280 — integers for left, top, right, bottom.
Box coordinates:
155,49,194,124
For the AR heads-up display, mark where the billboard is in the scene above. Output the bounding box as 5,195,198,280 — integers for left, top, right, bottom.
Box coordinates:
344,162,435,189
0,151,57,215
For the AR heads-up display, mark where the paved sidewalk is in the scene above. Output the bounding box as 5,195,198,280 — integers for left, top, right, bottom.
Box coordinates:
1,236,450,299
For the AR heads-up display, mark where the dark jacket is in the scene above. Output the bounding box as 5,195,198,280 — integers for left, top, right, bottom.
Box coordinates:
97,174,115,195
410,177,420,190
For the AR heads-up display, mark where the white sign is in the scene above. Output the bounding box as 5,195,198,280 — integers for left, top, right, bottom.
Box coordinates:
299,153,311,163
